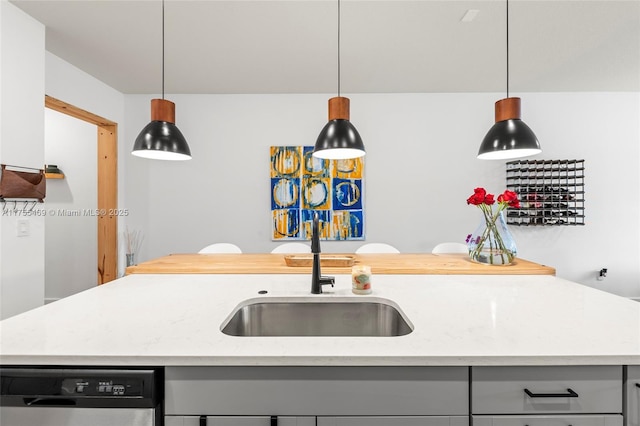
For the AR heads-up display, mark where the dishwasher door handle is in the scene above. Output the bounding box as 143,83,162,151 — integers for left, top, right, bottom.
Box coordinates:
24,398,77,406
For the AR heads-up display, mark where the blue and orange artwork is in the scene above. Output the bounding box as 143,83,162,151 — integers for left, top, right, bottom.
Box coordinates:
302,177,331,210
271,177,300,210
303,147,329,178
271,146,364,241
332,210,364,240
272,209,300,239
271,146,301,178
333,157,363,179
301,209,331,240
332,178,363,211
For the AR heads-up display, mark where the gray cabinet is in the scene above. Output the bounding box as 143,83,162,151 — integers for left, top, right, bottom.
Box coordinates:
472,366,623,426
164,365,630,426
472,366,622,414
165,366,468,425
165,416,468,426
473,415,622,426
165,416,314,426
317,416,468,426
165,366,468,417
628,366,640,426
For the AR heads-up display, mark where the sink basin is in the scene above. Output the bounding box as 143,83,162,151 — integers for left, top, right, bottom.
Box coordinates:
221,298,413,337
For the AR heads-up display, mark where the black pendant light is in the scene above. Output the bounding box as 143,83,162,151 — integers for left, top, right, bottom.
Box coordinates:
313,0,365,160
132,0,191,161
477,0,541,160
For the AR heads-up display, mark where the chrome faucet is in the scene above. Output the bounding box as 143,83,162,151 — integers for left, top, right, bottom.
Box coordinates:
311,213,335,294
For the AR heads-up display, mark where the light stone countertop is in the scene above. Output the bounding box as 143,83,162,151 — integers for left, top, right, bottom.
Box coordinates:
1,273,638,366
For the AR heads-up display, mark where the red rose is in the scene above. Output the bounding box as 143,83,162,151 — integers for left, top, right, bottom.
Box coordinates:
498,190,520,208
498,190,517,203
484,193,495,205
467,187,487,205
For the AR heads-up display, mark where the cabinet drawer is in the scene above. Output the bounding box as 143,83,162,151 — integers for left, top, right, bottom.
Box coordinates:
166,366,468,416
165,416,315,426
472,366,622,414
317,416,468,426
473,414,623,426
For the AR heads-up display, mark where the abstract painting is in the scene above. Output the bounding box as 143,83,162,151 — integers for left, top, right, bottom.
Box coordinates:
271,146,364,241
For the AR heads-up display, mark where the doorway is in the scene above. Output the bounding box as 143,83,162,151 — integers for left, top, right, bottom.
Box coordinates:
45,95,118,285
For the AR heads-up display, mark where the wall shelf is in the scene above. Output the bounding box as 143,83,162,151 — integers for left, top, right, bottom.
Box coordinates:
45,173,64,179
506,159,585,226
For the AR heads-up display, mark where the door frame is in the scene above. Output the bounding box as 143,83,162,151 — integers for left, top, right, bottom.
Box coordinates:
45,95,118,284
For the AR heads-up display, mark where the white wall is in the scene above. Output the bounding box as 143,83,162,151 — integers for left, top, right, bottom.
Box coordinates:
0,0,45,319
1,46,125,317
511,92,640,297
44,108,97,302
125,92,640,298
45,52,127,276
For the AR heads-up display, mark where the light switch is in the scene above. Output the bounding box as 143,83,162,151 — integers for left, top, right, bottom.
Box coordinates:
17,219,30,237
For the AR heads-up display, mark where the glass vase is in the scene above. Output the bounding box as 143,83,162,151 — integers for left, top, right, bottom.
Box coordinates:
467,211,517,265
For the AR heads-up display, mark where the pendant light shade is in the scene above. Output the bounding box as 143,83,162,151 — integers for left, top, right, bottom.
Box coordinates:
312,0,365,160
132,0,192,161
314,97,365,160
478,0,541,160
478,97,541,160
132,99,191,161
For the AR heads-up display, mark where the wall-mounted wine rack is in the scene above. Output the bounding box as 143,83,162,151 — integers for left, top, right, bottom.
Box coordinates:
506,159,585,226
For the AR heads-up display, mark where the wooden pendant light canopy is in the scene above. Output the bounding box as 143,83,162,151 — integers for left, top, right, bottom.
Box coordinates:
494,97,521,122
328,97,350,121
151,98,176,124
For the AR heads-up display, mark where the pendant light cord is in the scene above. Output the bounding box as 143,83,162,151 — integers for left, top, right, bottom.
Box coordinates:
506,0,509,98
337,0,341,97
162,0,165,100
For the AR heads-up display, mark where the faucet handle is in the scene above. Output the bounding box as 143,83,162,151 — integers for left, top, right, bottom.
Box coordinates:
319,276,335,287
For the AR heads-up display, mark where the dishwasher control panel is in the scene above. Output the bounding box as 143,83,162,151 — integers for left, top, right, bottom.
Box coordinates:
1,367,161,408
62,376,142,396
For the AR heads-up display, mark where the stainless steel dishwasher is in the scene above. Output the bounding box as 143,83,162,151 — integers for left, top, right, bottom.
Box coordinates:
0,367,162,426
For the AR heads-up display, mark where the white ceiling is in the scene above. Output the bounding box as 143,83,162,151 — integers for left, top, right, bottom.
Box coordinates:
10,0,640,94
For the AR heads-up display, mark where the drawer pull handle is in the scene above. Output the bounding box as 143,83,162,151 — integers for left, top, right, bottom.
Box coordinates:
636,383,640,388
200,415,207,426
524,388,579,398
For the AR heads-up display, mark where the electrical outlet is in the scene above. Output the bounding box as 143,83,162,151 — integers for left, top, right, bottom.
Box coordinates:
597,268,607,281
16,219,30,237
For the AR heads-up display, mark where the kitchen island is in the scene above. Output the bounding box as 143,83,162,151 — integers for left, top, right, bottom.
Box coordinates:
2,256,638,426
0,270,636,366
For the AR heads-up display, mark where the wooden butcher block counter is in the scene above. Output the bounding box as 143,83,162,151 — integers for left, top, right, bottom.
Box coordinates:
125,253,555,275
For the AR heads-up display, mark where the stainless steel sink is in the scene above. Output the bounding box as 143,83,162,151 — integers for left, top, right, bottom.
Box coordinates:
221,298,413,337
